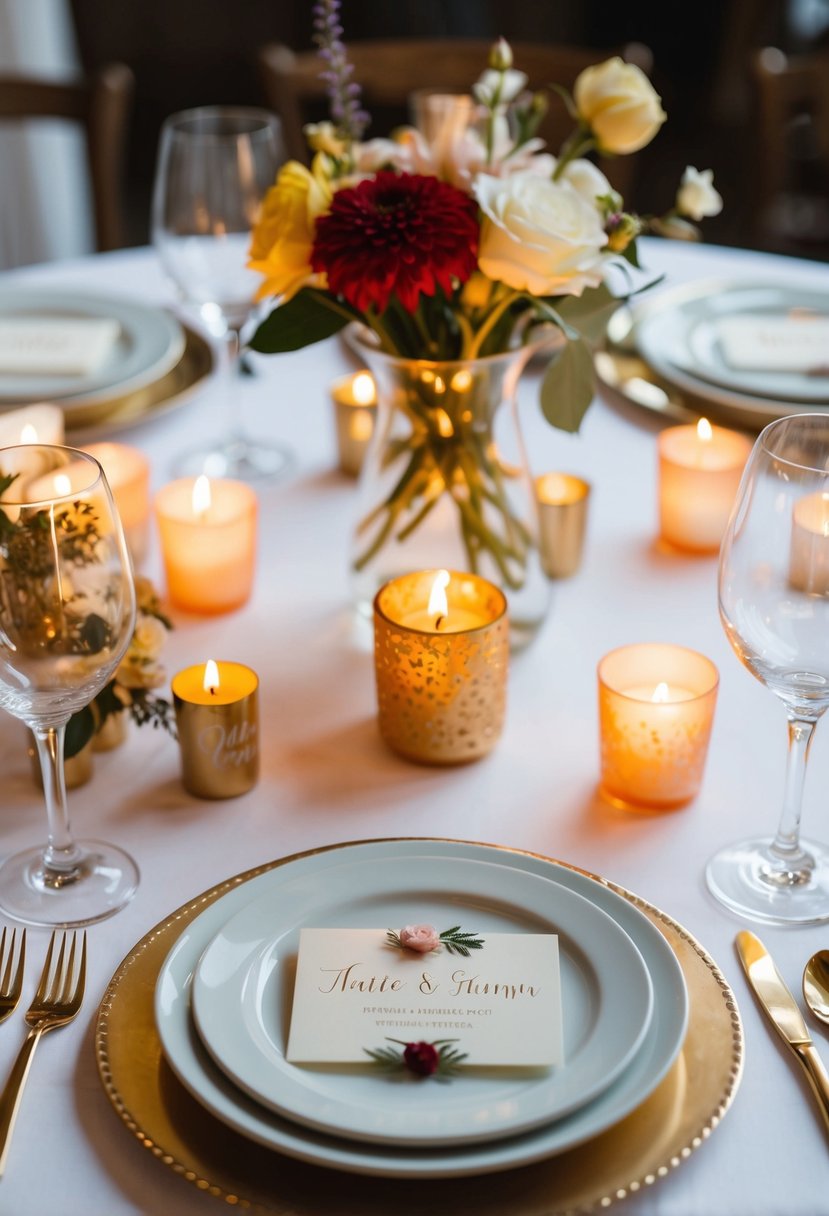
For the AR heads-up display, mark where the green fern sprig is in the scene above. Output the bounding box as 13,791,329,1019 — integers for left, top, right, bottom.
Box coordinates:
438,926,485,957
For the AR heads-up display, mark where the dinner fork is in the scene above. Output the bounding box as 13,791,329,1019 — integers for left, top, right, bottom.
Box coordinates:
0,930,86,1176
0,928,25,1024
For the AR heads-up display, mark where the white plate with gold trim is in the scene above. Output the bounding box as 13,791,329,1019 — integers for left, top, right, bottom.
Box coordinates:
189,855,652,1147
154,840,687,1176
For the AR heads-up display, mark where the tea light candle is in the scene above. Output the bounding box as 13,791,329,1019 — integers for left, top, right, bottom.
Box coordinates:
172,660,259,799
598,642,719,810
0,403,64,447
155,475,257,614
373,568,508,765
535,472,591,578
83,442,150,563
658,419,751,553
790,491,829,594
332,371,376,476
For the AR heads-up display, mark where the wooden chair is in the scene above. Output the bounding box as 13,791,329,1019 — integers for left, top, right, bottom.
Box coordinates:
751,45,829,253
0,62,134,252
259,39,654,201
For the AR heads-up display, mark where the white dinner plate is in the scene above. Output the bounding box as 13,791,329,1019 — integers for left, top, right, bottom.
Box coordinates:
634,280,829,410
154,840,687,1178
0,288,185,408
190,855,653,1147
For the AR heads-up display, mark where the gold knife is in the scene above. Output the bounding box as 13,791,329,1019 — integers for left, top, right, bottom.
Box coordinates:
736,930,829,1139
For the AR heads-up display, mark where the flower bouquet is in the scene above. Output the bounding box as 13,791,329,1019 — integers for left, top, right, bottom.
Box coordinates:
248,4,721,628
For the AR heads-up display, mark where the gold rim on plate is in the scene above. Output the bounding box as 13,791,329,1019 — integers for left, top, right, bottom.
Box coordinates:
95,839,743,1215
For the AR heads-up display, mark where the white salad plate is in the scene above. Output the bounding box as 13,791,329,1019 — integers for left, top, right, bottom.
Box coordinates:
0,288,185,407
190,854,653,1147
154,839,687,1178
634,280,829,410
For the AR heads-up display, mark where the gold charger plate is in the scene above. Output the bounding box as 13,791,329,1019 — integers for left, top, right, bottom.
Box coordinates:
95,840,743,1215
63,321,214,434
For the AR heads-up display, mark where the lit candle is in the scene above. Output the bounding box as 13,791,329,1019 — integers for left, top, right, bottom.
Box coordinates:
373,568,508,764
0,403,64,447
332,371,377,477
598,642,719,810
658,418,751,553
790,491,829,594
82,442,150,563
154,475,257,614
535,472,591,578
172,660,259,799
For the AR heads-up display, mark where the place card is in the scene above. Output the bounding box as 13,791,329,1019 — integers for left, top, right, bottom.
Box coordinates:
715,314,829,373
286,928,563,1069
0,317,121,376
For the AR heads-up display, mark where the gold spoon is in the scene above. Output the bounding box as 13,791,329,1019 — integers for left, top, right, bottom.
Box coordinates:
803,950,829,1027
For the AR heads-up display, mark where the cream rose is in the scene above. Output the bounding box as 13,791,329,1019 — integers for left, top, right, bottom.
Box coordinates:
556,157,614,206
573,57,666,154
474,172,608,297
676,166,722,220
399,924,441,953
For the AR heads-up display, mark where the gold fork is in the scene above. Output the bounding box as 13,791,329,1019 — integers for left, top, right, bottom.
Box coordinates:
0,928,26,1025
0,930,86,1176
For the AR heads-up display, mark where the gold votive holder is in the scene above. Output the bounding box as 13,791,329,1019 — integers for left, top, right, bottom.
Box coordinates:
373,569,508,765
172,661,259,799
331,371,376,477
598,643,719,811
535,473,591,578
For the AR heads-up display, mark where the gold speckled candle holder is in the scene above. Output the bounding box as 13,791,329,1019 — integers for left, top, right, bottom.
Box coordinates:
373,570,508,765
598,642,719,811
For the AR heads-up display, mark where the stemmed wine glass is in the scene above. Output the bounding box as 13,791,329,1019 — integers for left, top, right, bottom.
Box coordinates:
707,413,829,924
152,105,289,480
0,445,138,926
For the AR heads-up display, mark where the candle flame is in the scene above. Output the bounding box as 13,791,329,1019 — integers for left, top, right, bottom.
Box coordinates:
697,417,713,442
652,682,670,703
203,659,220,695
19,423,38,444
435,408,454,438
352,372,375,405
53,474,72,496
428,569,450,625
192,475,211,517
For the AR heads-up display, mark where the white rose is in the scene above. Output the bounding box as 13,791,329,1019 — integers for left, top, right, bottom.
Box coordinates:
556,158,614,206
474,172,609,297
676,166,722,220
130,613,167,660
473,68,528,107
574,57,666,154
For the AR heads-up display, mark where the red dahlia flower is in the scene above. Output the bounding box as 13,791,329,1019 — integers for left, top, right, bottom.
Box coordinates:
311,171,479,315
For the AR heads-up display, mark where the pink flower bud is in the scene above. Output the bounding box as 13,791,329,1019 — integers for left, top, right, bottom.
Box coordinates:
399,924,441,953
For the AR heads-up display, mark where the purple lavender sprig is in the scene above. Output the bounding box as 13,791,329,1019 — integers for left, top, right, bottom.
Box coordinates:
312,0,370,144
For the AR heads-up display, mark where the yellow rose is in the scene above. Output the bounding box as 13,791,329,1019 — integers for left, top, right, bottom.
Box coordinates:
248,157,332,301
573,58,666,154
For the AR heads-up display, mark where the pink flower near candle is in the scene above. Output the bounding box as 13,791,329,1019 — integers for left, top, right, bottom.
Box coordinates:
399,924,441,953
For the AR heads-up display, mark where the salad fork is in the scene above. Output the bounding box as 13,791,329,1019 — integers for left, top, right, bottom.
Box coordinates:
0,928,25,1024
0,930,86,1176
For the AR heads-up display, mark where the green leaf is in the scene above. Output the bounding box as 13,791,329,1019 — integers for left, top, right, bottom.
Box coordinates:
539,337,595,434
248,291,350,353
554,282,623,347
65,706,95,759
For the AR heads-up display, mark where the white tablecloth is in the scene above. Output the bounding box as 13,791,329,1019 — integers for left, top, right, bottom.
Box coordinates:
0,238,827,1215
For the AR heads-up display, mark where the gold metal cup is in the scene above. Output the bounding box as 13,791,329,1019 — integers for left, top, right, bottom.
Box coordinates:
535,473,591,579
373,570,509,765
172,662,259,799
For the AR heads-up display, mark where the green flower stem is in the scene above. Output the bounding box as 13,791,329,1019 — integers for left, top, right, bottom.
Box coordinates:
466,289,522,359
552,125,595,180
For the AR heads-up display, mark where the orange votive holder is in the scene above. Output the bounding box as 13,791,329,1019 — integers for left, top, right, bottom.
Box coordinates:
598,642,719,810
155,476,257,614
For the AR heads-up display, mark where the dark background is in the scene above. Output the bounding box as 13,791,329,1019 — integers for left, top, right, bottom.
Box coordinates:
68,0,829,258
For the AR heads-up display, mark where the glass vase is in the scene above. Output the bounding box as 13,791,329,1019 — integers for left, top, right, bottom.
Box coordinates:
349,336,551,647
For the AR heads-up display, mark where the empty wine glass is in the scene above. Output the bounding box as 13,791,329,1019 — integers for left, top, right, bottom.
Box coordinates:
707,413,829,924
152,105,289,480
0,445,137,925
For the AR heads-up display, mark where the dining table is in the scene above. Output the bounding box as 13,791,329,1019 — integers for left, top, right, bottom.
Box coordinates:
0,233,827,1216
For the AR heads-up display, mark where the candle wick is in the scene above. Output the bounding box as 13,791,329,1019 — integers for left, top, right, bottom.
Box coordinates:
435,614,445,631
208,686,217,697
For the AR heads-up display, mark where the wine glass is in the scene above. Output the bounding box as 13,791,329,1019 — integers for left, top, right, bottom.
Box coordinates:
151,105,289,481
707,413,829,924
0,445,138,926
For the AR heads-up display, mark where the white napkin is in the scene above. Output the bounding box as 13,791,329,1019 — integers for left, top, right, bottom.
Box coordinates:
716,314,829,374
0,317,121,377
